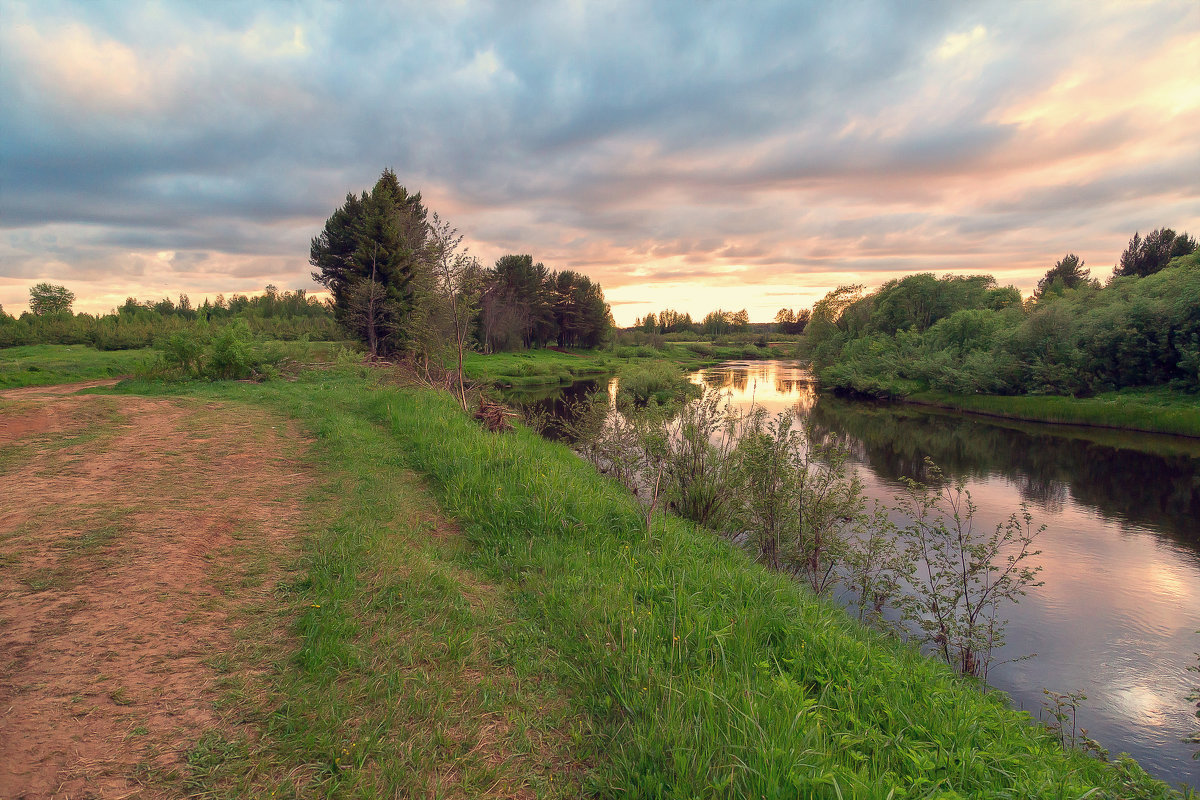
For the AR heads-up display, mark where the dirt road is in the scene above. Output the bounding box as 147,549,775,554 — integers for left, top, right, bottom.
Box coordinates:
0,385,311,799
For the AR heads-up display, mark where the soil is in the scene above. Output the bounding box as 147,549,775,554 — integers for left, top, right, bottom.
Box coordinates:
0,384,311,799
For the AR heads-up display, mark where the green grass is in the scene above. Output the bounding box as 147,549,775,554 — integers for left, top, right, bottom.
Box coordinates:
0,344,153,388
0,341,352,390
617,362,701,405
910,386,1200,438
107,365,1176,798
464,342,775,391
110,368,587,798
463,348,612,388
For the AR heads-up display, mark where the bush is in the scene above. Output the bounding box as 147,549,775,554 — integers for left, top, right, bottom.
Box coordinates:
618,363,700,405
207,321,257,379
160,329,206,377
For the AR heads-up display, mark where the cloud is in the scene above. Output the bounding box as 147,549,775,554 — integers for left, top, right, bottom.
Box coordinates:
936,25,988,61
0,0,1197,322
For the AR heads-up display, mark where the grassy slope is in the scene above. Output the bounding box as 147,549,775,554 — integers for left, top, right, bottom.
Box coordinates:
908,387,1200,439
0,344,153,388
113,364,1174,799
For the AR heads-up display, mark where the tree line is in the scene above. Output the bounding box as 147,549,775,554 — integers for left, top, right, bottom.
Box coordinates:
632,307,810,337
806,227,1200,397
0,283,337,350
310,169,614,366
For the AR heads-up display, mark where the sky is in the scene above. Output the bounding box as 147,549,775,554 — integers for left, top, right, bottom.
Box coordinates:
1,1,1197,325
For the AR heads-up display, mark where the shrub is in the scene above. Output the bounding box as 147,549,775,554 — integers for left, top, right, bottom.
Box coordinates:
206,321,256,380
159,328,206,377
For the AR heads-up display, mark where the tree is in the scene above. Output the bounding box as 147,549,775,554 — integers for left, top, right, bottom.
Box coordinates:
774,308,810,335
311,169,432,356
657,309,692,333
1170,232,1198,260
1115,228,1196,279
29,283,75,316
429,213,482,410
1036,254,1091,298
700,310,729,336
551,270,612,348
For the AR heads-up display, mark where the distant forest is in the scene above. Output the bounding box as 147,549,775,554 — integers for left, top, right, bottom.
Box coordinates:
6,189,1198,404
808,228,1200,397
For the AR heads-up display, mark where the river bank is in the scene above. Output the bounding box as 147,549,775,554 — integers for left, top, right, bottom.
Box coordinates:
462,341,781,389
108,361,1177,797
903,387,1200,439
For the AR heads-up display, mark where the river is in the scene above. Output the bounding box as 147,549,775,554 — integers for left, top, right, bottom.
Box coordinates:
508,358,1200,788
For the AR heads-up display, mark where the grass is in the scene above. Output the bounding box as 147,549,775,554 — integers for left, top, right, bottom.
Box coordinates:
464,342,777,391
0,341,351,390
109,368,587,798
617,362,701,405
105,364,1177,798
0,344,153,388
910,386,1200,438
463,348,613,388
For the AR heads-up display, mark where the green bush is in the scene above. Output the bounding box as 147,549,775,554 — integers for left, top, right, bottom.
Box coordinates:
207,321,257,380
619,363,700,405
160,328,206,377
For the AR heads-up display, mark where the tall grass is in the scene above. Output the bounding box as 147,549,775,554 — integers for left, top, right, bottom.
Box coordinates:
110,365,1177,797
375,374,1175,798
463,349,611,387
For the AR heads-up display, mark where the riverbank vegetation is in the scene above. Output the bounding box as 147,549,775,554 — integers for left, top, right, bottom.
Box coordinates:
98,361,1176,798
572,388,1045,683
908,386,1200,438
807,233,1199,419
460,341,778,392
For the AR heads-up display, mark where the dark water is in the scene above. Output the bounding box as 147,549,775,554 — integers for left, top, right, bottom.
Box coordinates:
508,360,1200,788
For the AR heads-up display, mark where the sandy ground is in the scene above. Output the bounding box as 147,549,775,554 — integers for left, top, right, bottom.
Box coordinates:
0,383,311,799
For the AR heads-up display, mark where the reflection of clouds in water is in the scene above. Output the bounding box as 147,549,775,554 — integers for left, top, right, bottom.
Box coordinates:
1107,683,1174,731
691,360,818,416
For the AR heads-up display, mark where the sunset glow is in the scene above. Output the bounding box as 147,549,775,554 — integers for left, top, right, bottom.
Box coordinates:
1,1,1197,323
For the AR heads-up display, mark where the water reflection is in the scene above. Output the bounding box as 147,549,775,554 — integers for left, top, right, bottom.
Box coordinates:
503,378,604,442
695,360,819,416
697,360,1200,788
805,397,1200,547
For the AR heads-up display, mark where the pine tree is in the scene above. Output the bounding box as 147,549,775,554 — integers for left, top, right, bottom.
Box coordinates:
311,169,432,356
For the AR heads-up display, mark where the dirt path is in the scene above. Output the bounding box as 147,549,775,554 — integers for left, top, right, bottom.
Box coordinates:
0,388,312,799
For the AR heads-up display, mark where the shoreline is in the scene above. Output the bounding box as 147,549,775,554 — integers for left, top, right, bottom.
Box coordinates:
899,390,1200,439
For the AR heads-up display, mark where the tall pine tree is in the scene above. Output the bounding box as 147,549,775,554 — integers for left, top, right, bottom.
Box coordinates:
311,169,432,356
